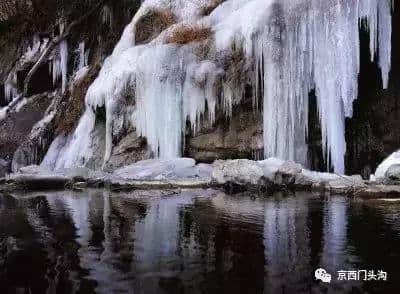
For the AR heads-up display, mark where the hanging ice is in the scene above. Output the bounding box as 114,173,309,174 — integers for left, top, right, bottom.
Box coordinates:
49,40,69,94
43,0,392,174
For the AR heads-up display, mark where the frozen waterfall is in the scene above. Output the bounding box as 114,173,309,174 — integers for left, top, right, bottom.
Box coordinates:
43,0,392,174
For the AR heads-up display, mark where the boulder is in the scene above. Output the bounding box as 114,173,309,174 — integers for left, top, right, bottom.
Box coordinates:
327,175,365,194
295,170,340,187
258,158,285,180
57,167,92,182
212,159,265,186
384,164,400,185
274,161,302,185
113,158,212,181
373,150,400,181
19,165,51,175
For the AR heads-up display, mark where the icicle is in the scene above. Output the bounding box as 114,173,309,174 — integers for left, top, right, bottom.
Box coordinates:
101,5,113,28
60,40,68,94
4,72,18,102
77,41,87,70
42,0,392,174
213,0,392,173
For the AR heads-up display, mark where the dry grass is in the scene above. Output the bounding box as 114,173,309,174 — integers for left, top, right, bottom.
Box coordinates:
55,59,101,134
166,24,212,45
156,9,176,27
135,9,176,44
200,0,226,16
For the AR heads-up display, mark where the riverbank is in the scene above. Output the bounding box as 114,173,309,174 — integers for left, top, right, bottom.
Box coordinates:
1,158,400,200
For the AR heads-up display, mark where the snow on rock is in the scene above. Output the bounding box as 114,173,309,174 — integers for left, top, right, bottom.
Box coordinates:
43,0,393,174
212,159,266,186
212,157,365,191
373,150,400,181
113,158,213,181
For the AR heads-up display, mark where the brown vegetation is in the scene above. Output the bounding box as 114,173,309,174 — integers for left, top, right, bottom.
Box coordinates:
54,59,101,135
200,0,226,16
135,9,176,44
166,24,212,45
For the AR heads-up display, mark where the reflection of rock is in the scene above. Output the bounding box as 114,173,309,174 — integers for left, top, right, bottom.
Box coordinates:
7,173,71,190
355,185,400,199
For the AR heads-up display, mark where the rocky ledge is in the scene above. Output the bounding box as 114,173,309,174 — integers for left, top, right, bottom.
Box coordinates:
1,158,400,200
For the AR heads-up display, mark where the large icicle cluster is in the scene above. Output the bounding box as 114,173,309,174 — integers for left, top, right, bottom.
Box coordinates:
212,0,392,172
43,0,392,174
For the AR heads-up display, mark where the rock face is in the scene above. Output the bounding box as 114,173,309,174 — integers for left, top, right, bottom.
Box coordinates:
0,0,399,178
0,92,53,159
105,131,151,170
186,109,263,162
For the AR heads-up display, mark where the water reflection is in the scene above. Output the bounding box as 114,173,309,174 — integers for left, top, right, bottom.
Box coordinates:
0,190,400,293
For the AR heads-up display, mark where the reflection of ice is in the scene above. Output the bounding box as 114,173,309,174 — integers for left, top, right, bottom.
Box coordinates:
134,195,195,266
263,194,311,291
46,190,132,293
321,197,348,273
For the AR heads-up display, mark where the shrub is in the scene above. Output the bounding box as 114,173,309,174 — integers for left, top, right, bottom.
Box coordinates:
55,61,101,134
134,9,176,44
166,24,212,45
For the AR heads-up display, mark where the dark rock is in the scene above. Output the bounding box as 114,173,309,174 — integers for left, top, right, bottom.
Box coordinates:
105,131,151,171
0,92,53,162
8,174,71,190
187,111,263,162
0,158,10,177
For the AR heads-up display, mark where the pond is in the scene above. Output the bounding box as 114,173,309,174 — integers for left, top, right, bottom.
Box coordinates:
0,189,399,294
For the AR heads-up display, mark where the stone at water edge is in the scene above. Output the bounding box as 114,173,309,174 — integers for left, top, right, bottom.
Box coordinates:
212,159,266,186
373,150,400,181
384,164,400,185
113,158,213,181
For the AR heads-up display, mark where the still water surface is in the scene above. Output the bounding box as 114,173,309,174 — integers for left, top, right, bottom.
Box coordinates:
0,189,399,294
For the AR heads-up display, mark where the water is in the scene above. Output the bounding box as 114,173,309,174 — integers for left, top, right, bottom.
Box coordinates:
0,189,400,294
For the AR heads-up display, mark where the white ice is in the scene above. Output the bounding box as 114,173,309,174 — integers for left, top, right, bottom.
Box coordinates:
43,0,393,174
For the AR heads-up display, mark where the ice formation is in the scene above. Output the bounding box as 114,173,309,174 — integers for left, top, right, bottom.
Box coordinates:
44,0,393,174
49,40,69,94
